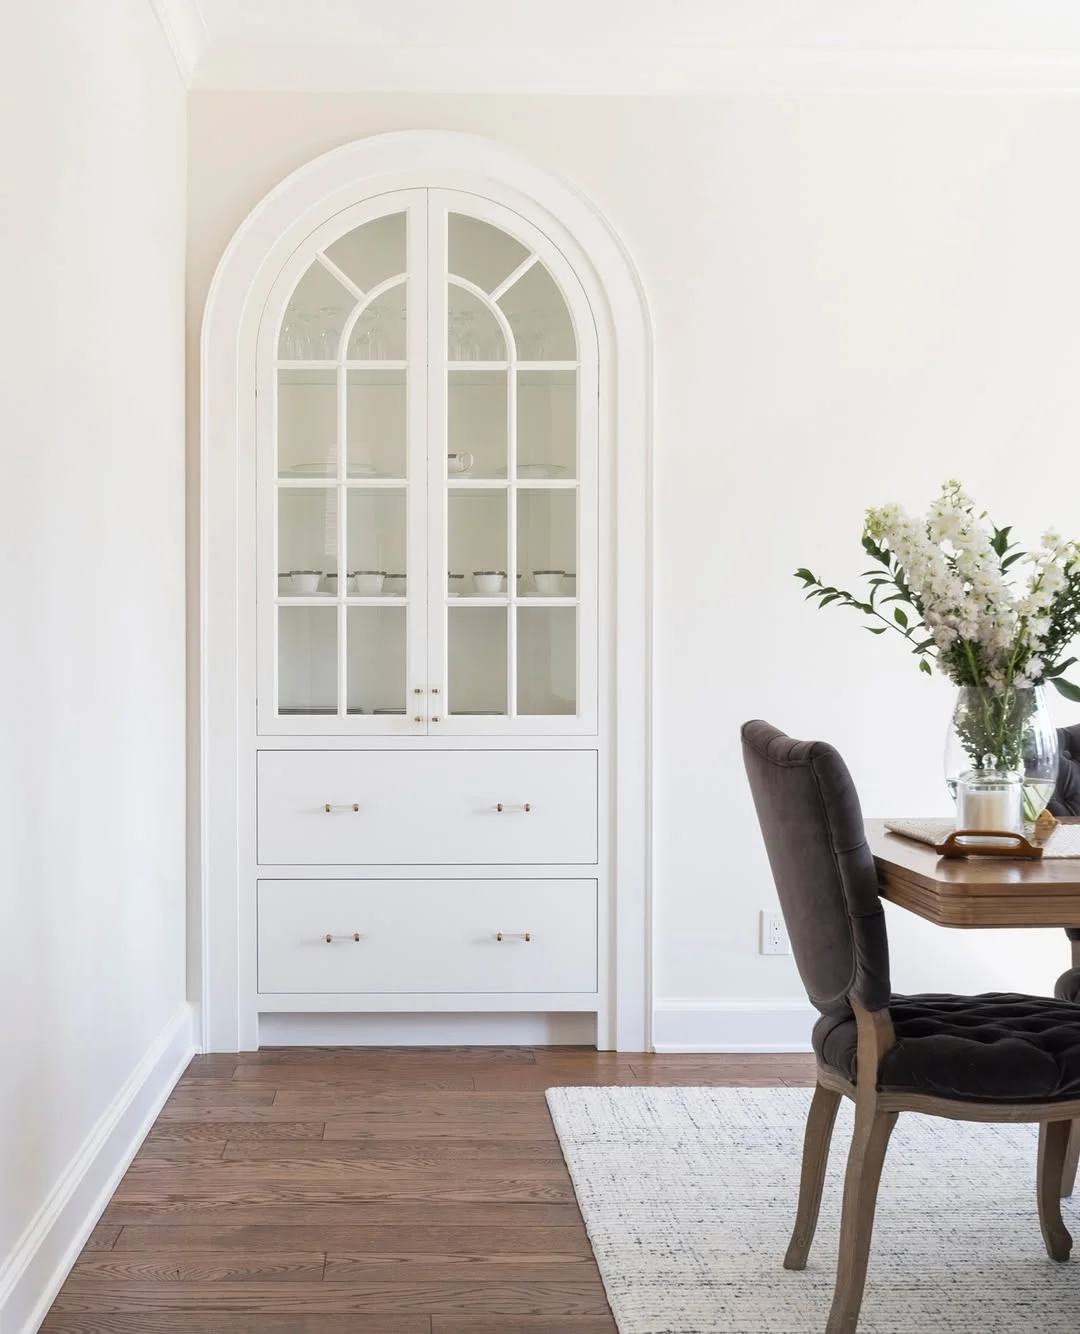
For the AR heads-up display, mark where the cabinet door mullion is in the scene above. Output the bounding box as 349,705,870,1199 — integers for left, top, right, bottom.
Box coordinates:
425,191,449,721
406,192,431,730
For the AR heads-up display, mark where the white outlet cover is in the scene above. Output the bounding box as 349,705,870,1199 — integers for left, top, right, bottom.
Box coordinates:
760,910,790,955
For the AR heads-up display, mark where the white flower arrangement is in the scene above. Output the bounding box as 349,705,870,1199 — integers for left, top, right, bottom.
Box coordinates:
796,480,1080,700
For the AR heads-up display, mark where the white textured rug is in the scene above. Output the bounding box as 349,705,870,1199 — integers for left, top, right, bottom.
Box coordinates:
546,1086,1080,1334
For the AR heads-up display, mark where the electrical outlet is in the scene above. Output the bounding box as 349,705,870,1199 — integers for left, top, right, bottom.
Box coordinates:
760,910,791,955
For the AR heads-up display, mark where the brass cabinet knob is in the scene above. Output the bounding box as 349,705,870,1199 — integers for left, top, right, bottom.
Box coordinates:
431,716,441,724
414,716,424,724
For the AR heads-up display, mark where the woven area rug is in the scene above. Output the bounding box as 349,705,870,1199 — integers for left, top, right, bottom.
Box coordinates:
546,1085,1080,1334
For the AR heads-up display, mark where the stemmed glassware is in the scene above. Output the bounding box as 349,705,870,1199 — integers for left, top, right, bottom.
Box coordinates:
507,309,546,360
448,308,479,361
352,305,386,359
281,308,315,358
317,307,340,359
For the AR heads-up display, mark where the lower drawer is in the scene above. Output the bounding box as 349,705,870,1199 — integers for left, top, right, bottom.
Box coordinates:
257,879,598,995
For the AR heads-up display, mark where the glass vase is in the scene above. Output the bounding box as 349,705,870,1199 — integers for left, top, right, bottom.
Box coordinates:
944,685,1059,824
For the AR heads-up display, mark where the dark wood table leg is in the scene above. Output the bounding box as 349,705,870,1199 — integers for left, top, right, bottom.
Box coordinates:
1063,930,1080,1198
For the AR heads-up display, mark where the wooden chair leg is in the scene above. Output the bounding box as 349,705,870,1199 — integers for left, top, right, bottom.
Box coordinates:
785,1082,842,1270
1061,1120,1080,1199
825,1105,897,1334
1038,1120,1074,1262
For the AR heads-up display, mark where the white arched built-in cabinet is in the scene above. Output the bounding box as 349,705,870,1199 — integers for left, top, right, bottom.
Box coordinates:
200,133,651,1051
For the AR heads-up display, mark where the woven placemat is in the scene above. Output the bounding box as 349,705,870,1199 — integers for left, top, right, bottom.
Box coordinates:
884,818,1080,858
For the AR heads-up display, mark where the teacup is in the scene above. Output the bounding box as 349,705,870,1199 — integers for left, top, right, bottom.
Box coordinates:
473,570,505,595
352,570,386,595
289,569,321,594
533,569,565,595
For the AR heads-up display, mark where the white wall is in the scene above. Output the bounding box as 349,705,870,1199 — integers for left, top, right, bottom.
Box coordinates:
0,2,190,1324
187,92,1080,1046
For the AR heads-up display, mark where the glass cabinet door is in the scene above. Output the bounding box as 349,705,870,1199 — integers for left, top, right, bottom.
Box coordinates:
428,196,596,733
261,194,427,733
259,190,595,734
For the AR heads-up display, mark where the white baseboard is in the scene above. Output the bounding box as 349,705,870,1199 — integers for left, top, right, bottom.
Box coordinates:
258,1010,597,1047
0,1002,197,1334
652,998,815,1053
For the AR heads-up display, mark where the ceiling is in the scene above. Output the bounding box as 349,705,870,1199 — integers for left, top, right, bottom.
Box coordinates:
154,0,1080,91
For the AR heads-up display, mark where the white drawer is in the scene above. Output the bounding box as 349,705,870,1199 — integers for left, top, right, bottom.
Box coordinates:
257,750,598,865
257,879,598,994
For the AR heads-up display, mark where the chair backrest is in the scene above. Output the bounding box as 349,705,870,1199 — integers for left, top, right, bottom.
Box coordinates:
1049,724,1080,818
741,720,890,1016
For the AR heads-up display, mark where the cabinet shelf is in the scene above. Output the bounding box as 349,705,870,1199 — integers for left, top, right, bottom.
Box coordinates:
276,476,408,487
446,478,578,490
449,596,578,607
276,595,409,607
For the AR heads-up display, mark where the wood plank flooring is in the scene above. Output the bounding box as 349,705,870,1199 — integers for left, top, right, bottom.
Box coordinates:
41,1047,815,1333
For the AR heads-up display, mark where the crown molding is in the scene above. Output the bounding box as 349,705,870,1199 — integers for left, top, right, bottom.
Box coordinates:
148,0,210,86
190,42,1080,95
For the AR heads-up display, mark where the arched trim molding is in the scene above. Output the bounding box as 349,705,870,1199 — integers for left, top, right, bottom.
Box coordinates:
199,131,653,1051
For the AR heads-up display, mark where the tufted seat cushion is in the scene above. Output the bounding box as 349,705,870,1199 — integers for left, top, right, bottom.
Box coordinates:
1057,969,1080,1004
814,993,1080,1104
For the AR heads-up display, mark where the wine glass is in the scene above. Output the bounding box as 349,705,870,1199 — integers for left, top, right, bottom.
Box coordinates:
457,311,479,361
351,306,383,359
448,307,467,361
317,307,340,359
280,308,312,359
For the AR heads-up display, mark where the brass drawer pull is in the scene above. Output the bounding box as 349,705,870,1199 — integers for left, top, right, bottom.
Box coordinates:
495,931,532,942
324,803,360,813
495,802,532,813
324,932,362,943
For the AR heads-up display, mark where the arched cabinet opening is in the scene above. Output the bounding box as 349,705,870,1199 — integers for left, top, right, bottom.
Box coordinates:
200,134,649,1052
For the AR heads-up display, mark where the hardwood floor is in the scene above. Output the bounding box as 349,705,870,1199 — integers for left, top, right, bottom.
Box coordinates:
40,1047,815,1333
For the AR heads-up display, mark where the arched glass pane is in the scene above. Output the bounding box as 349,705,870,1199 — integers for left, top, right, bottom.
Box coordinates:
346,284,407,360
499,261,576,361
324,213,407,293
279,263,353,360
448,283,505,362
448,213,530,294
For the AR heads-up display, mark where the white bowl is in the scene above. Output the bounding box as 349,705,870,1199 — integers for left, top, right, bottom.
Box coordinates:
473,572,505,595
533,570,565,595
289,570,321,594
352,571,386,595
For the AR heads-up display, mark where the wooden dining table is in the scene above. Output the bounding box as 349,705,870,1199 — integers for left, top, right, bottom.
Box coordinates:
866,816,1080,1194
866,818,1080,935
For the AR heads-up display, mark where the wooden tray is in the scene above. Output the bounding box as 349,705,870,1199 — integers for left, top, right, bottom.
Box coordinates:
934,829,1044,860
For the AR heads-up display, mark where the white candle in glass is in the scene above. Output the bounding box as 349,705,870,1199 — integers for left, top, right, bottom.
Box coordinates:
957,777,1022,833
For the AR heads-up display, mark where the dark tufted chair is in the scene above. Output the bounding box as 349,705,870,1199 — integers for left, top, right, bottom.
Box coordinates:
742,720,1080,1334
